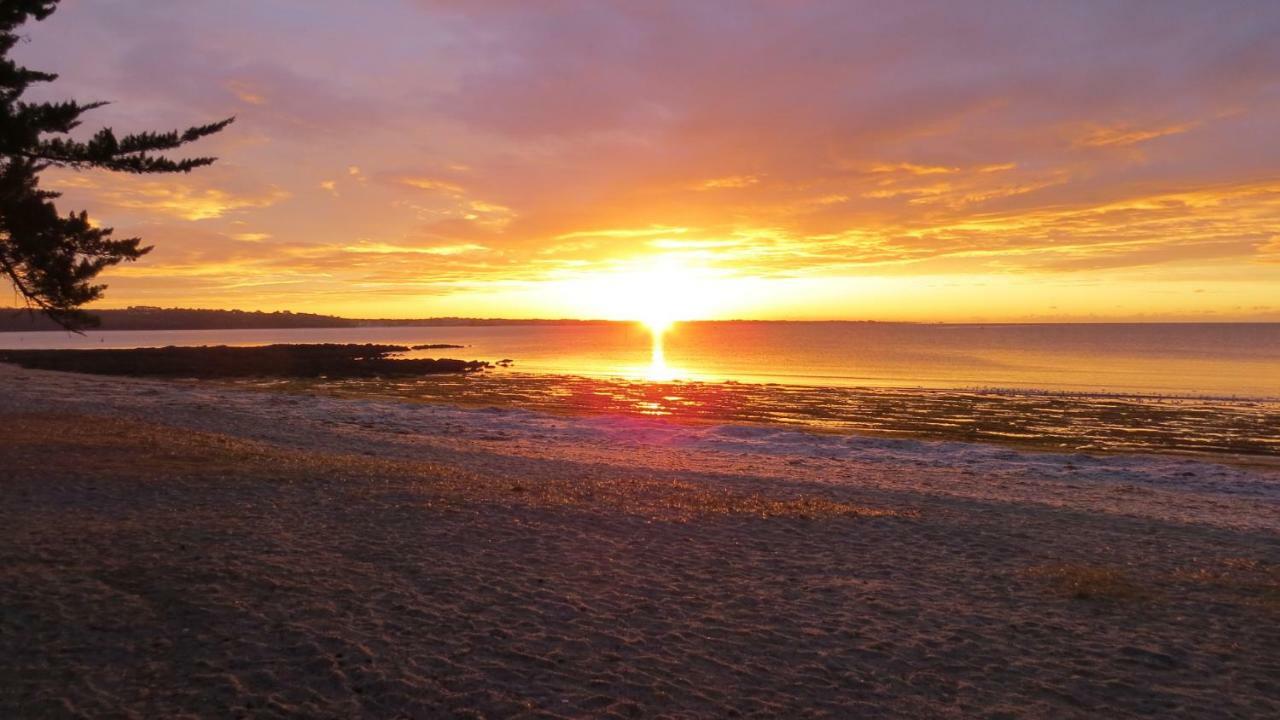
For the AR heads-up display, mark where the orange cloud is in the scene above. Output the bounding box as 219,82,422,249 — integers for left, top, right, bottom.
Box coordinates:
399,176,466,195
341,242,488,256
695,175,760,190
49,172,289,221
226,79,267,106
1259,236,1280,262
869,162,959,175
24,1,1279,320
1075,122,1198,148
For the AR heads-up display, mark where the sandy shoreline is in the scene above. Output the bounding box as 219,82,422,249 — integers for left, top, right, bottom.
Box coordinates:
2,364,1278,718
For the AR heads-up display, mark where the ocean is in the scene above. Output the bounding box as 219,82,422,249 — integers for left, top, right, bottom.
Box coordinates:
2,321,1277,396
4,322,1277,456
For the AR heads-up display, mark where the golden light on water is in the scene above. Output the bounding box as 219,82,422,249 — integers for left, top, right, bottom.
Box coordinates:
645,322,677,381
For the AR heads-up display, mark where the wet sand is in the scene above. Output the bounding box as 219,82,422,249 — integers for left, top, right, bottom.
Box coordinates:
1,364,1278,718
236,372,1280,458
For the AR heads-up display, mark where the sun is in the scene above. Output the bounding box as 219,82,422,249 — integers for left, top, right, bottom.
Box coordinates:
641,311,676,335
579,255,722,328
543,254,727,345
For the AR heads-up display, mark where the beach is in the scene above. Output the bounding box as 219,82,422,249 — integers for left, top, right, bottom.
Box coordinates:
7,0,1280,715
2,363,1278,718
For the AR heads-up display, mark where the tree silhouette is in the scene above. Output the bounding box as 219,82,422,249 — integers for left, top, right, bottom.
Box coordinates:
1,0,231,329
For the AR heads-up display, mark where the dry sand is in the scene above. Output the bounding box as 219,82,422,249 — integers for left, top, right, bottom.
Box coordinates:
1,364,1277,718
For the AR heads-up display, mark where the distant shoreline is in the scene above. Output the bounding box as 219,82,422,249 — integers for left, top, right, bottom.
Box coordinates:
0,307,626,332
2,307,1277,332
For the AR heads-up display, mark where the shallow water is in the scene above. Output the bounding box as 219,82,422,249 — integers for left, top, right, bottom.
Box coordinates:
242,373,1280,458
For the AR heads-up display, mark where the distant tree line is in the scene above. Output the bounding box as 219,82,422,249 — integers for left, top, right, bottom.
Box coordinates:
0,306,356,331
0,306,626,331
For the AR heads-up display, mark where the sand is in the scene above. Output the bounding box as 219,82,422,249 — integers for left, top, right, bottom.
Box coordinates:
1,363,1277,718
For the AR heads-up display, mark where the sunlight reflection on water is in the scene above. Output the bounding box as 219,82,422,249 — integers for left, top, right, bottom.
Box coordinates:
644,325,680,382
6,321,1279,397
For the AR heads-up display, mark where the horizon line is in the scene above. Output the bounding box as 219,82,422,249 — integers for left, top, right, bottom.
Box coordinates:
3,306,1279,327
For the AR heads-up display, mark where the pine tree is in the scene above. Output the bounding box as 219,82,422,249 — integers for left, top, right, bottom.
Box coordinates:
0,0,231,329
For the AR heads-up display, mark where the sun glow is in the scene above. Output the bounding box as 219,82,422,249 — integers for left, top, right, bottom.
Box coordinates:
561,255,725,327
565,255,720,382
644,315,674,335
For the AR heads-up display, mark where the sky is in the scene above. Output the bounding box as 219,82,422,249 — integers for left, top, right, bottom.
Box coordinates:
12,0,1280,321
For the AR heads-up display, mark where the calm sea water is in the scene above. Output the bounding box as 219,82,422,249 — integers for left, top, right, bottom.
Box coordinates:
5,322,1278,456
2,322,1277,397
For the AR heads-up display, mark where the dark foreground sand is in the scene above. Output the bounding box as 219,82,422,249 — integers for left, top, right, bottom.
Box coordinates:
1,365,1278,718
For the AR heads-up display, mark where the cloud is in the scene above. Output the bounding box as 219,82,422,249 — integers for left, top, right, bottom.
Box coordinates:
225,79,267,106
342,242,488,256
555,227,689,241
695,175,761,190
14,0,1280,318
870,163,959,176
47,170,289,221
399,176,467,195
1075,122,1199,148
1259,236,1280,263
